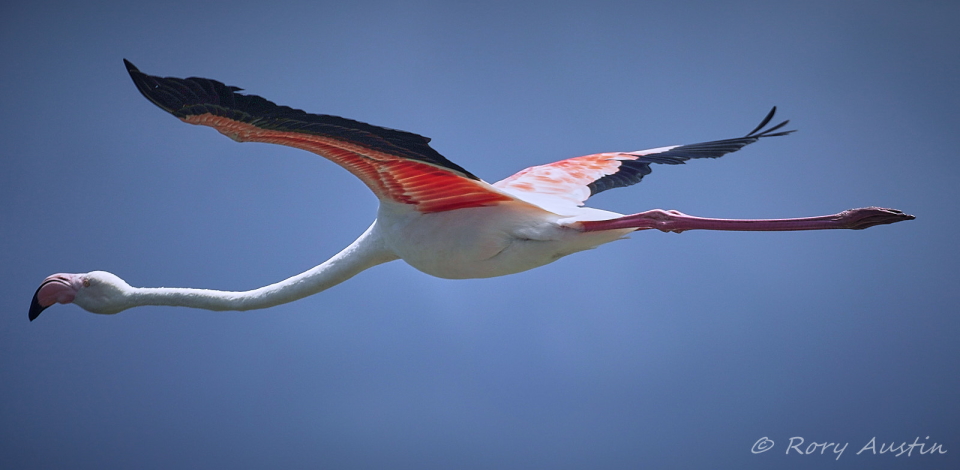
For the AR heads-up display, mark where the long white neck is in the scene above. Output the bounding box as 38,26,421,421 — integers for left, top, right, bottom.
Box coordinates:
121,221,398,312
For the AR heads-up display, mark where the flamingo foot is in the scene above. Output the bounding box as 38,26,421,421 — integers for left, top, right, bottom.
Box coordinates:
579,207,915,233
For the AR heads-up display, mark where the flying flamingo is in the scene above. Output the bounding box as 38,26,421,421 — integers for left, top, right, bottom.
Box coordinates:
28,60,914,320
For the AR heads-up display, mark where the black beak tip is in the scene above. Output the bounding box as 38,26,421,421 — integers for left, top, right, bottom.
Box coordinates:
29,286,48,322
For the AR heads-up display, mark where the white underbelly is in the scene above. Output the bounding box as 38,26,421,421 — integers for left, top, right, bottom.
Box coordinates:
376,201,629,279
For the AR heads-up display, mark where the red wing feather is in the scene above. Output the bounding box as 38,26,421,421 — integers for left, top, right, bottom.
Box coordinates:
184,114,513,212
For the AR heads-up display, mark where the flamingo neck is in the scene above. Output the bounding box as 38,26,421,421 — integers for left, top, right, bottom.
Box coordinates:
125,221,397,311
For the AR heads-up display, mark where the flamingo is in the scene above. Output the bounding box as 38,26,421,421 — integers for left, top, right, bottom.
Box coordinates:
28,60,914,321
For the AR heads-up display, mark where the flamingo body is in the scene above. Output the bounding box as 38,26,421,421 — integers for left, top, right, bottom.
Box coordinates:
376,201,631,280
27,61,914,320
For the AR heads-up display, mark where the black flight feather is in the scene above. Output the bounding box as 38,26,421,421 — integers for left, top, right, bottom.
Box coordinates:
587,107,795,195
123,60,479,180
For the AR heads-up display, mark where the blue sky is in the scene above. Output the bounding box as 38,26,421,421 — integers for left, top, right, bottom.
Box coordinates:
2,1,957,468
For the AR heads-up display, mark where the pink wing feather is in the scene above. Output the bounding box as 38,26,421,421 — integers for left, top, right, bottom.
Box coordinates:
492,147,678,212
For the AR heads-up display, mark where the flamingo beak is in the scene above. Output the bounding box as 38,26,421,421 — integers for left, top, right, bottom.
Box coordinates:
29,273,83,321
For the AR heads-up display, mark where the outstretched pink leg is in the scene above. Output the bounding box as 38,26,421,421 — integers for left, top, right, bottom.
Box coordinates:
579,207,914,233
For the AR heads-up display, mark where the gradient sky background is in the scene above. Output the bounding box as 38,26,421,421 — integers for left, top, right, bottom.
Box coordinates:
2,1,957,469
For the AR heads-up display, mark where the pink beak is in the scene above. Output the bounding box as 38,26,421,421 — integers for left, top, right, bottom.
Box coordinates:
29,273,83,321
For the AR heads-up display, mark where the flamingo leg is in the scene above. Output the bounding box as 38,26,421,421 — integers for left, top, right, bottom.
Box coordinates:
578,207,914,233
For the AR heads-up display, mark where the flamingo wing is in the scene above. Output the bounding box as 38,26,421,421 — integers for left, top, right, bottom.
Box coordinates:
493,108,794,213
125,60,514,213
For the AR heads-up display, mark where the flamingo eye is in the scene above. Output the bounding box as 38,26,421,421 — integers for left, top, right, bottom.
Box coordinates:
83,279,90,287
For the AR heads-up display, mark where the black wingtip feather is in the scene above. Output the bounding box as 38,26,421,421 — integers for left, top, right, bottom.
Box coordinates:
761,130,796,138
754,121,795,139
746,106,778,137
745,107,795,138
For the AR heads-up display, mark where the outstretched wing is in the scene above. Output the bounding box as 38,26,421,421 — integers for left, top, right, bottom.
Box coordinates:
124,60,514,213
493,108,794,212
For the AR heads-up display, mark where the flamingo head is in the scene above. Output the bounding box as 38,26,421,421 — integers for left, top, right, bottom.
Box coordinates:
29,271,133,320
